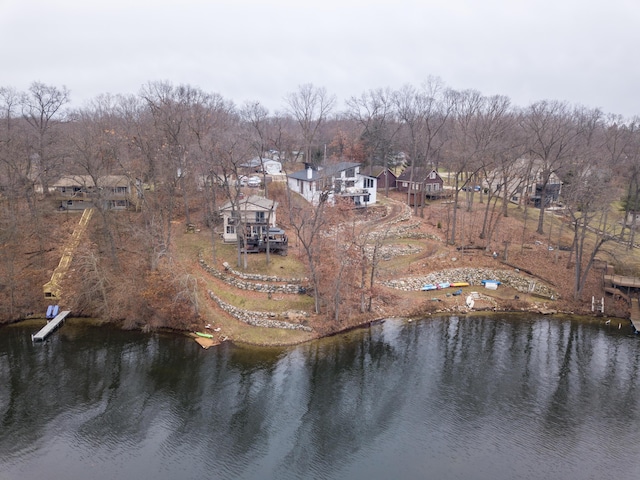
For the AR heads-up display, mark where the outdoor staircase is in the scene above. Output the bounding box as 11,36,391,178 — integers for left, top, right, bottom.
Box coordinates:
43,208,94,299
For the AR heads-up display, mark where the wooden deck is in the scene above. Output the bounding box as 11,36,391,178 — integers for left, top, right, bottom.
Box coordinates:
604,274,640,289
630,299,640,333
32,311,71,342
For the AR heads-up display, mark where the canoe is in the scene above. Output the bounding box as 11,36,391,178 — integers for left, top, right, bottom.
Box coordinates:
195,331,214,339
481,279,502,285
450,282,470,287
421,284,437,291
436,282,451,290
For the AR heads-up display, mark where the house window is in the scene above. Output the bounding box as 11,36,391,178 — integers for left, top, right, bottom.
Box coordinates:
364,178,374,189
109,200,128,208
364,194,370,203
433,184,439,191
402,182,408,188
255,211,266,223
429,172,436,179
226,225,235,234
346,168,355,177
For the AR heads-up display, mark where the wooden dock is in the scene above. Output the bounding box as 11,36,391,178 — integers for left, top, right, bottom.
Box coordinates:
630,299,640,333
31,311,71,342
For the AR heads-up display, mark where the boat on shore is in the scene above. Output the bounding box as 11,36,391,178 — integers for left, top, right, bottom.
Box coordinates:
450,282,470,287
195,331,214,339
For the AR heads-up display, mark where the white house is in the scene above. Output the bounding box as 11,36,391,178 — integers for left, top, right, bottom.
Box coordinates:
219,195,278,243
287,162,377,207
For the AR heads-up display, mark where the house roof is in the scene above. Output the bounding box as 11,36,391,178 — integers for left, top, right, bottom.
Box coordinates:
219,195,277,212
240,158,282,168
52,175,130,188
396,167,441,183
287,162,361,181
361,165,397,179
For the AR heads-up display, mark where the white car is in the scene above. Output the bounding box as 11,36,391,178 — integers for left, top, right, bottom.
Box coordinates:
247,176,261,187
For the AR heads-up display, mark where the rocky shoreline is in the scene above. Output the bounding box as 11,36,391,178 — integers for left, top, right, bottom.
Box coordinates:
381,267,557,298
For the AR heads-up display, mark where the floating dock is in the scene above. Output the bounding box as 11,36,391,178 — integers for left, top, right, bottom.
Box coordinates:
31,310,71,342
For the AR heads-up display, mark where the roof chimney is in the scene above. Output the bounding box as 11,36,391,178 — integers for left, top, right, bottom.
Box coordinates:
306,165,313,180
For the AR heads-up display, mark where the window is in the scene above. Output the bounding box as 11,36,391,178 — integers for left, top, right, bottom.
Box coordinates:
429,171,436,179
255,211,266,223
433,184,439,191
364,194,370,203
226,225,235,234
346,168,355,178
402,182,408,188
364,178,374,189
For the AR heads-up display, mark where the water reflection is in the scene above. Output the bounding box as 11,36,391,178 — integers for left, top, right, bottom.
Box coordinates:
1,315,640,480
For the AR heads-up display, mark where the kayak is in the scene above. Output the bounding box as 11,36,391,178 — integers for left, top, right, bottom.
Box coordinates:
195,331,214,339
450,282,470,287
436,282,451,290
421,284,437,291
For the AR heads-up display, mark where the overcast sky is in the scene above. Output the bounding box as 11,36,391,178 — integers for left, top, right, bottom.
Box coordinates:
2,0,639,117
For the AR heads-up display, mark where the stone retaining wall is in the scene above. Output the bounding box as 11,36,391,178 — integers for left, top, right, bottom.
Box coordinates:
220,260,306,284
207,289,312,331
198,252,306,294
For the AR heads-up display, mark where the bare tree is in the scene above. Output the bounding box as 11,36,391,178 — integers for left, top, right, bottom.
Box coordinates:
21,82,70,195
521,100,580,234
393,78,453,212
286,189,331,314
346,87,399,196
67,96,126,266
240,101,272,197
442,89,488,244
285,83,336,165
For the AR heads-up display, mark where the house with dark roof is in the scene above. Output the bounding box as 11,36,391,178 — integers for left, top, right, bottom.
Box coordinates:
361,165,397,190
397,167,443,194
287,162,377,207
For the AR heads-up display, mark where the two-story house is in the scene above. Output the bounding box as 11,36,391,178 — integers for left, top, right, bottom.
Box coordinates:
396,168,444,206
287,162,377,207
51,175,131,210
219,195,279,243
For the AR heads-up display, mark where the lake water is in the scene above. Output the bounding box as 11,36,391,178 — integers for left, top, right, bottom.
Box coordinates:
1,315,639,480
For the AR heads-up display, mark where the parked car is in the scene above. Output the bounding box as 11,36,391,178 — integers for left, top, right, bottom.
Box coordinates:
247,176,261,187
